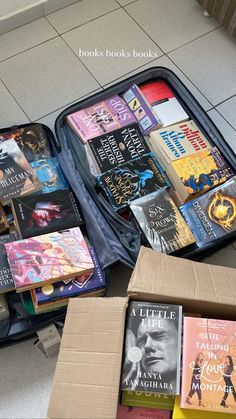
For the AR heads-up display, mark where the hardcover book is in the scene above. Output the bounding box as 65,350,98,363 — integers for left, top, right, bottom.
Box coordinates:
121,391,175,410
66,95,136,143
166,147,234,202
181,317,236,415
11,189,83,239
0,139,42,205
129,189,196,254
180,177,236,247
88,123,150,174
173,396,230,419
121,300,182,395
4,227,94,292
97,153,169,211
30,158,69,193
122,84,162,135
117,405,171,419
0,233,16,294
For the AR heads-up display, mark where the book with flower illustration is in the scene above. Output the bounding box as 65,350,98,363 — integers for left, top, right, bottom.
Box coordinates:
4,227,94,292
181,317,236,415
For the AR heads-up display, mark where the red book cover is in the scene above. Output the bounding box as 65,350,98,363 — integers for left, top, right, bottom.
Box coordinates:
117,405,171,419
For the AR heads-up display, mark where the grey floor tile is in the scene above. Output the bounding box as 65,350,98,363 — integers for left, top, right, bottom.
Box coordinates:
0,80,29,128
43,0,79,15
62,8,163,85
0,37,99,121
0,18,57,63
46,0,119,34
217,95,236,131
208,109,236,154
117,0,138,5
0,4,44,36
126,0,219,53
169,28,236,106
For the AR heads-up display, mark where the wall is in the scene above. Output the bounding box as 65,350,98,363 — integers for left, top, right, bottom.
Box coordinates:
0,0,44,19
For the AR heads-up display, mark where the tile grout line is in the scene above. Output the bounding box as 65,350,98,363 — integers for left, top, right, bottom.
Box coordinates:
0,78,31,122
215,92,236,108
211,107,236,133
43,0,81,17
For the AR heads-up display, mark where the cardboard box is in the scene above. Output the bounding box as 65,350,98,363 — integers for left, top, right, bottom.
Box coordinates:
47,247,236,419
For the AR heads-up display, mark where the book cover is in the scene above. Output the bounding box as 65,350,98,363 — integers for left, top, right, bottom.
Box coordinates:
122,84,162,135
11,189,84,239
117,405,171,419
180,177,236,247
0,233,16,244
97,153,170,211
0,139,42,205
0,123,52,162
30,158,69,193
0,232,16,294
173,396,230,419
140,80,189,127
66,95,135,143
121,391,175,410
121,300,182,395
181,317,236,415
0,204,8,233
4,227,94,292
129,189,196,254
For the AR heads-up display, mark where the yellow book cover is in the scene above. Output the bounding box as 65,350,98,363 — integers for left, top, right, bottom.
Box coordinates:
173,396,232,419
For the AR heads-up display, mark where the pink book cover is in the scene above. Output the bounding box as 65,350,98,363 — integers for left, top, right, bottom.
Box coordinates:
181,317,236,415
116,405,171,419
67,95,135,143
4,227,94,292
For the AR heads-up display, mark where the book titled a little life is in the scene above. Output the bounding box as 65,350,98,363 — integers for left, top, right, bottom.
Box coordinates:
4,227,94,292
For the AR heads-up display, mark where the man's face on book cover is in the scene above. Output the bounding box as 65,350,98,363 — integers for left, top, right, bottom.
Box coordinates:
137,317,178,377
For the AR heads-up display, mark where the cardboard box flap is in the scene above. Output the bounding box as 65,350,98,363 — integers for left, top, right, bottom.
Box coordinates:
128,247,236,317
48,297,128,419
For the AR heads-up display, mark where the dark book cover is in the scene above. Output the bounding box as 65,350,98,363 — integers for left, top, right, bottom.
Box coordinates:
121,300,182,395
130,189,196,254
11,189,84,239
97,153,170,211
88,123,150,173
30,158,69,194
0,233,16,293
180,176,236,247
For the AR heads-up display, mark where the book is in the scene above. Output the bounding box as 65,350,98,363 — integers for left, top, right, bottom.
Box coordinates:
121,301,182,395
173,396,231,419
117,405,171,419
0,205,8,233
0,233,16,244
165,147,234,202
4,227,94,292
180,177,236,246
122,84,162,135
121,391,175,410
0,123,52,162
0,139,42,205
11,189,84,239
66,95,136,143
97,153,170,211
88,123,150,174
140,80,189,127
0,233,16,294
129,189,196,254
30,158,69,193
149,120,211,169
0,294,9,320
181,317,236,415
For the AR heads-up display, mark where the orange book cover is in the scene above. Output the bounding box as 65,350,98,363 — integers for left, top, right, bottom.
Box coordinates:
181,317,236,415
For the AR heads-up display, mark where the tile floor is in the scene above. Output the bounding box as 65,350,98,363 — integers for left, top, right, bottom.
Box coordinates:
0,0,236,417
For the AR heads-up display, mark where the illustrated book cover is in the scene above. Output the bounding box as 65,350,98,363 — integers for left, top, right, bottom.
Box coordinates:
181,317,236,415
121,300,182,395
172,396,230,419
30,158,69,193
0,204,8,233
180,177,236,247
117,405,171,419
129,189,196,254
121,391,175,410
4,227,94,292
0,233,16,294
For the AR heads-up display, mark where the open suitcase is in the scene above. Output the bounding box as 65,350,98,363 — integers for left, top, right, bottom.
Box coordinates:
0,66,235,347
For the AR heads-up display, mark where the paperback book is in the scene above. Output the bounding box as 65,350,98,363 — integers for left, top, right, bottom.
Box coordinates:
11,189,83,239
121,300,182,395
0,233,16,294
180,177,236,246
121,391,175,410
30,158,69,193
0,205,8,233
129,189,196,254
173,396,230,419
117,405,171,419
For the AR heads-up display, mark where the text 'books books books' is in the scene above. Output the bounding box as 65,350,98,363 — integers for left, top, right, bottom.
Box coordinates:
117,405,171,419
166,147,234,202
30,158,69,194
149,120,211,169
121,301,182,395
140,80,189,127
88,123,150,174
180,177,236,247
181,317,236,415
0,139,42,205
66,95,136,143
121,391,175,410
4,227,94,292
122,84,162,135
11,189,83,239
97,153,169,211
129,189,196,254
0,123,52,162
0,233,16,294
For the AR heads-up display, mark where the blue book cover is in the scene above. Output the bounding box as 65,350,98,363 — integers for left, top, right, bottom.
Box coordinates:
31,157,69,194
180,177,236,247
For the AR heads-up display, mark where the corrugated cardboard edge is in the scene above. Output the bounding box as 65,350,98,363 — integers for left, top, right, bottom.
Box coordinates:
47,296,129,419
